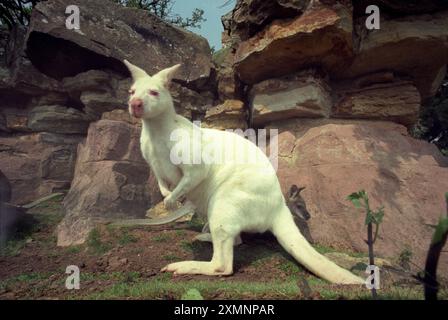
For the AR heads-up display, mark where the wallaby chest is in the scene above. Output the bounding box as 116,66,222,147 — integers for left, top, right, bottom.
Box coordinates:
140,135,181,187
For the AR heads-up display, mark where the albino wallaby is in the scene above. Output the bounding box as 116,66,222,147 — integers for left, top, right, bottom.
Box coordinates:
123,60,363,284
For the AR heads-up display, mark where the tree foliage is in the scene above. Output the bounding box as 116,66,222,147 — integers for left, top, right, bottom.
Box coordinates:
0,0,37,29
111,0,205,29
412,76,448,156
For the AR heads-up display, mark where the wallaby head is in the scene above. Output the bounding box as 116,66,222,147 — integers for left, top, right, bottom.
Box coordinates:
287,185,311,221
123,60,181,119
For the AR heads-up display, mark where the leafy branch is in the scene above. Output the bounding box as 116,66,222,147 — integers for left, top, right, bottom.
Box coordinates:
347,190,384,299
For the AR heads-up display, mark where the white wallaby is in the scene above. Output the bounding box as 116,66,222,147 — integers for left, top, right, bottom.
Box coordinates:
123,60,364,284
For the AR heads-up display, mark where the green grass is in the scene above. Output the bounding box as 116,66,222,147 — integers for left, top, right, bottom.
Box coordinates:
85,278,301,300
118,230,138,246
87,228,112,255
152,233,171,243
163,254,180,262
180,240,195,253
175,230,186,237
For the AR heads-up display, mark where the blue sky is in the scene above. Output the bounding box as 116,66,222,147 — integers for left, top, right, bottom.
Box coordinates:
172,1,234,50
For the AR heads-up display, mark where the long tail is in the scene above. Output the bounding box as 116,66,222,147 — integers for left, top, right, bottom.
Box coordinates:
271,206,364,285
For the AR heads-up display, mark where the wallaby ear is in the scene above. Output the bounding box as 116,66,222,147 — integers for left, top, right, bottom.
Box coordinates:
123,59,149,81
153,64,181,87
289,185,299,198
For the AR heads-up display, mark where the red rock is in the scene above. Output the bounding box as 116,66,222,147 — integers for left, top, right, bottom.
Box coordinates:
59,120,156,246
0,133,82,204
234,1,353,84
269,119,448,273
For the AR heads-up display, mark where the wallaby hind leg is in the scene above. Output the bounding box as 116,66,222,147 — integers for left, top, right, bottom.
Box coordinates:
162,224,235,276
194,222,242,246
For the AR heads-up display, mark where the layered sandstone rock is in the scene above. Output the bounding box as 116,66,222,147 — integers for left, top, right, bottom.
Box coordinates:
0,133,83,204
346,10,448,99
250,70,332,126
58,120,155,246
269,119,448,272
26,0,213,89
234,1,353,84
332,78,421,126
203,100,247,130
27,105,90,134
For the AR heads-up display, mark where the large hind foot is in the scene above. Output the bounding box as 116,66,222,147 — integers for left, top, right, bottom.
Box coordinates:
161,261,232,276
162,221,235,276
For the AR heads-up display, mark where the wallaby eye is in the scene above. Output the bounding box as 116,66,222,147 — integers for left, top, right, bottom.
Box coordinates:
148,90,159,97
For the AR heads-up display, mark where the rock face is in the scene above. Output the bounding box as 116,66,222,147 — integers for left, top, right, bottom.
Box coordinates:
0,133,83,204
58,120,154,246
234,1,353,84
270,119,448,272
250,70,332,127
203,100,247,130
1,0,216,209
28,105,90,134
26,0,213,88
332,78,421,126
346,10,448,99
225,0,448,107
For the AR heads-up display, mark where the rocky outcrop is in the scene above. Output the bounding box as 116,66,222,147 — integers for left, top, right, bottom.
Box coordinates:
250,70,332,127
0,133,83,204
28,105,90,134
234,1,353,84
346,10,448,99
270,119,448,272
332,78,421,126
203,100,247,130
224,0,448,122
58,120,155,246
26,0,213,89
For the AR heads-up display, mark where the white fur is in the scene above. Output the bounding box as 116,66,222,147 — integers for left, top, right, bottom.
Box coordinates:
124,60,364,284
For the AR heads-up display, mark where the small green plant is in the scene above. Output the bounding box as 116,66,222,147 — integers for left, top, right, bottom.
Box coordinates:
398,247,413,270
118,230,138,246
152,233,171,243
181,288,204,300
347,190,385,299
87,228,111,255
180,240,195,253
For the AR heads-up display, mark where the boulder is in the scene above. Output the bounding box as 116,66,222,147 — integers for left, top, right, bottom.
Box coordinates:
269,118,448,272
223,0,311,42
344,10,448,99
214,47,239,102
28,105,90,134
0,133,83,204
80,91,124,119
203,100,247,130
331,78,421,126
59,120,156,246
26,0,213,89
250,70,332,126
234,1,353,84
62,70,116,94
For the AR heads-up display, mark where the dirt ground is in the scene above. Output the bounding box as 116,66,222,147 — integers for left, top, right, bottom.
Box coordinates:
0,195,446,300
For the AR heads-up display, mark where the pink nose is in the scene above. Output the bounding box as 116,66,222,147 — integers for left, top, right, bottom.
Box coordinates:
130,99,143,117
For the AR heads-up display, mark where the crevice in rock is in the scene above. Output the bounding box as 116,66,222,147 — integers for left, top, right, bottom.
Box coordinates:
26,32,129,81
